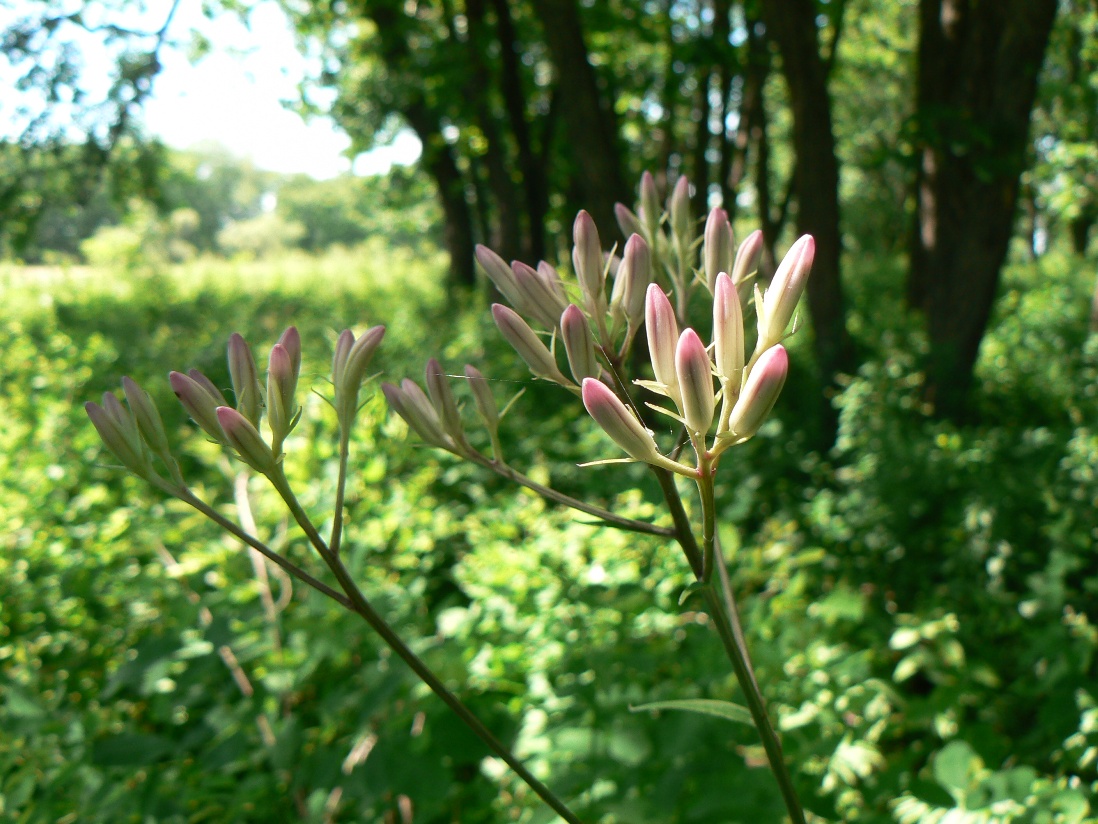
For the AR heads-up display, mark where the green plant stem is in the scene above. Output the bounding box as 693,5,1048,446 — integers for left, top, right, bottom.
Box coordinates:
163,482,353,609
650,467,704,578
701,585,805,824
266,468,586,824
329,433,351,556
467,452,675,538
655,468,805,824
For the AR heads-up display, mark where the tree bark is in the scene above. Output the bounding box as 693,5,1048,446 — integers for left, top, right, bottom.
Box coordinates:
489,0,549,261
909,0,1058,419
528,0,629,237
760,0,854,389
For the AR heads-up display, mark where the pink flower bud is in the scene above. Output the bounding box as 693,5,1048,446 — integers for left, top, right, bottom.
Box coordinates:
615,202,644,240
425,358,465,443
761,235,813,346
227,333,263,426
572,210,606,316
668,175,691,245
512,260,567,330
581,378,661,463
86,396,151,476
491,304,570,385
121,376,172,462
639,171,661,242
713,273,744,384
216,405,277,473
561,304,600,383
675,328,715,436
266,343,296,444
333,325,386,430
536,261,568,309
277,327,301,387
731,229,763,287
186,369,227,406
728,345,788,438
476,244,527,312
382,381,453,450
619,234,651,330
170,370,228,442
703,208,734,292
464,365,498,433
645,284,680,402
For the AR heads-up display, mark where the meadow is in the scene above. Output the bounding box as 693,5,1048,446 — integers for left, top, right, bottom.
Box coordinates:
2,239,1098,823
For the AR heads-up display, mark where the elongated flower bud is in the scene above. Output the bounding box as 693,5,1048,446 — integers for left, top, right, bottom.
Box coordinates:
216,406,277,473
713,273,744,384
228,333,263,426
277,327,301,392
121,376,172,463
760,235,814,347
86,395,152,477
425,358,465,443
170,370,228,442
187,370,227,406
536,261,568,311
573,210,606,317
513,261,567,330
639,171,661,243
645,284,680,402
675,328,715,435
615,202,645,240
266,343,295,446
582,378,661,463
703,208,734,293
561,304,600,383
728,345,788,438
381,381,453,450
332,329,355,389
731,229,763,287
464,365,498,432
492,303,570,385
669,175,691,247
476,244,527,312
620,234,651,330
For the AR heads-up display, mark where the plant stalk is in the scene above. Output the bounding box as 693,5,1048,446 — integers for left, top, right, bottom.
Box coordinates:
268,468,586,824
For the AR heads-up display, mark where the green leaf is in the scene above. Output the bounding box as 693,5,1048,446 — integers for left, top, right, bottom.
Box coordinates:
630,699,753,726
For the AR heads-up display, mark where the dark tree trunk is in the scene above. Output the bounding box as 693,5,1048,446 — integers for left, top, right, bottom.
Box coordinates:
489,0,549,261
359,0,477,286
760,0,854,391
909,0,1058,419
464,0,524,260
528,0,629,236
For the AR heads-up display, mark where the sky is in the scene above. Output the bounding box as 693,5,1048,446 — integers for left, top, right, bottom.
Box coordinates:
2,0,421,179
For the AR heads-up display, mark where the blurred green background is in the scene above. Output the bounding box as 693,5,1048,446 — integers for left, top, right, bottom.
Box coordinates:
4,1,1098,822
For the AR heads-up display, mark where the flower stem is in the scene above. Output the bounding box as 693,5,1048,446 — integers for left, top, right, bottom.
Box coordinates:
652,469,806,824
467,452,675,538
266,468,586,824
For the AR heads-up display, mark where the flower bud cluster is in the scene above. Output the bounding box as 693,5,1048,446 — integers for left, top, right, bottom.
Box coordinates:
89,324,386,483
381,360,505,462
387,173,810,479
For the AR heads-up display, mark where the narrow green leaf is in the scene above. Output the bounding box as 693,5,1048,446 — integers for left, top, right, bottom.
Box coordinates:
630,698,753,726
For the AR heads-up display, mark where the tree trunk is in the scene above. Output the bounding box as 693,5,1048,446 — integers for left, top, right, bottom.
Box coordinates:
760,0,854,390
359,0,477,287
909,0,1058,419
489,0,548,261
528,0,628,237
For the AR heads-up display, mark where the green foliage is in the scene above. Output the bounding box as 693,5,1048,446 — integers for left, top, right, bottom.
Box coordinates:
6,238,1098,821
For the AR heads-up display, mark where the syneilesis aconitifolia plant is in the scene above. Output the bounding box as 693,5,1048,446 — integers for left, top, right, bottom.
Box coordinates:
384,172,814,823
87,172,812,823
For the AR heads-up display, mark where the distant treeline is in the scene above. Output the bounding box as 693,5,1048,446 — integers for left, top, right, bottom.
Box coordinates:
0,141,440,265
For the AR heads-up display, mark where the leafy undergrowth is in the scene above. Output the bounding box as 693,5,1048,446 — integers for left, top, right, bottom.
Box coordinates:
2,247,1097,822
